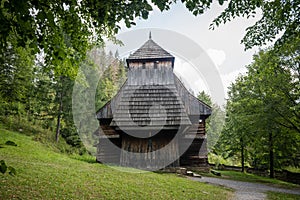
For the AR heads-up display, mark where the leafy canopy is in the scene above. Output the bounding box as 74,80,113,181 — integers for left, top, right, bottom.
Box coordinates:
1,0,298,77
211,0,299,50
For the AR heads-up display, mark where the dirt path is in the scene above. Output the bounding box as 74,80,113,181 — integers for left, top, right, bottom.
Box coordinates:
190,176,300,200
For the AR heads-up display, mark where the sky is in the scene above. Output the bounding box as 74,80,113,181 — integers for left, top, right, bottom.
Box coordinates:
106,2,262,106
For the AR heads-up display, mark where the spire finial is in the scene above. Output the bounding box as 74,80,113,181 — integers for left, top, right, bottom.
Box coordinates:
149,31,152,40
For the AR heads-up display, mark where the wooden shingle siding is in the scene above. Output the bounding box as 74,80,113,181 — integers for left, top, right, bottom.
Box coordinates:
110,84,191,128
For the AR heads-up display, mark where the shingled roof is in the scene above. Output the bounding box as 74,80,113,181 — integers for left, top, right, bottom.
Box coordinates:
127,34,174,60
110,84,192,130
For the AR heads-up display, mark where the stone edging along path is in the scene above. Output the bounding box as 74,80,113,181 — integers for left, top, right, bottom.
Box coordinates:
189,176,300,200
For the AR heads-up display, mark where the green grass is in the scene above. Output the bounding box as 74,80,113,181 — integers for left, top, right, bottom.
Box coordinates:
198,170,300,189
0,129,233,199
267,191,300,200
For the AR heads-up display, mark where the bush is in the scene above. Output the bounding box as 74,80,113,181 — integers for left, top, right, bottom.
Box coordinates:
0,116,45,135
0,116,87,155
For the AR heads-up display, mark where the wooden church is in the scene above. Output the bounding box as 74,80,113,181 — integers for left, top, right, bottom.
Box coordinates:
95,34,211,171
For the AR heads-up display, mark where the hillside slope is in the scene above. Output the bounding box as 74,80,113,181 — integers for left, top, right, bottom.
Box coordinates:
0,129,232,199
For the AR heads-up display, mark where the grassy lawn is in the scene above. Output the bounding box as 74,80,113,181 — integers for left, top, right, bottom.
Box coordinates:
267,191,300,200
198,170,300,189
0,129,233,199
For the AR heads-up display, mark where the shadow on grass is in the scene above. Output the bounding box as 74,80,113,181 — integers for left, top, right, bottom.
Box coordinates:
0,141,18,148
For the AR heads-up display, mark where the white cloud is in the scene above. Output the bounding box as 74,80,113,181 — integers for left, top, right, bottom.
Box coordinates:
207,49,226,66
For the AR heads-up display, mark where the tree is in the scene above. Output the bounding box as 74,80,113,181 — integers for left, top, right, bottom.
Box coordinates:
197,91,212,107
54,76,74,143
211,0,299,50
0,39,35,118
95,49,127,109
216,76,256,172
219,47,300,177
246,49,299,177
31,62,56,128
1,0,298,77
56,76,87,153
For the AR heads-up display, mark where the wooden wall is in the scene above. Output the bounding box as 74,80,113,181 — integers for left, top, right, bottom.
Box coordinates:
96,119,121,164
179,115,208,167
120,132,180,170
96,137,121,165
127,61,174,85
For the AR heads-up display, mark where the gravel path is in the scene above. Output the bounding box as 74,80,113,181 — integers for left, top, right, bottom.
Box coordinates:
190,176,300,200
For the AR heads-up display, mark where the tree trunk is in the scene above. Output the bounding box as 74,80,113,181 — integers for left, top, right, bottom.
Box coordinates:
55,92,63,143
55,77,63,143
269,131,274,178
241,137,245,173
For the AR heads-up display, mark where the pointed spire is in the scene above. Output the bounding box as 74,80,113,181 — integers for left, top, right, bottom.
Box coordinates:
149,31,152,40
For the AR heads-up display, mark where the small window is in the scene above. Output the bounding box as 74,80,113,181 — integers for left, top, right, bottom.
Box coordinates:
142,62,146,69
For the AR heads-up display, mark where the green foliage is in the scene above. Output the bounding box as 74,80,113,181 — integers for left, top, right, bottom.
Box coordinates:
0,40,35,117
0,114,84,155
32,128,84,155
197,91,212,107
1,0,296,78
217,45,300,174
267,191,300,200
0,115,51,136
216,170,299,189
53,75,84,147
208,152,241,168
95,49,127,109
284,166,300,173
210,0,299,50
208,152,229,169
0,0,171,76
0,40,90,154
